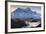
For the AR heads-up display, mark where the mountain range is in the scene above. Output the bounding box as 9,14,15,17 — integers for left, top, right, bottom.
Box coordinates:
11,7,41,20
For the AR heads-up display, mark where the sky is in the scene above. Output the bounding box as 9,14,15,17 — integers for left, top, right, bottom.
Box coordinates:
10,5,41,14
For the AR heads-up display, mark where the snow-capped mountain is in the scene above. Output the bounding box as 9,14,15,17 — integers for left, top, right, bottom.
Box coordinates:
11,7,41,20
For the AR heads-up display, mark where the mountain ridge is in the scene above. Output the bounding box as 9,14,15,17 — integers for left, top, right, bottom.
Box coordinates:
11,7,41,20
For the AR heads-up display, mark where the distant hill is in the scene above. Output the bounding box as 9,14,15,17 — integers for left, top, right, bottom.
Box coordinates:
11,7,41,20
